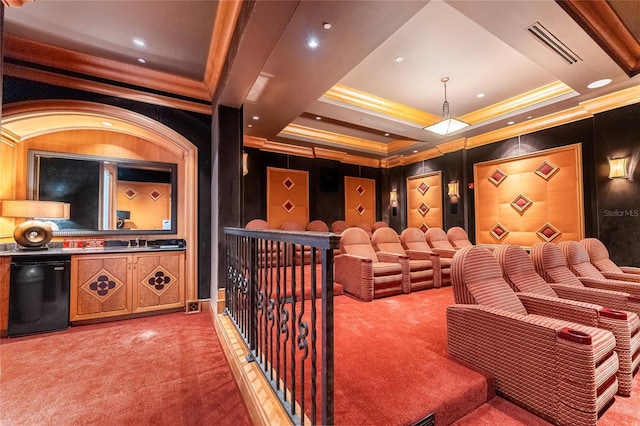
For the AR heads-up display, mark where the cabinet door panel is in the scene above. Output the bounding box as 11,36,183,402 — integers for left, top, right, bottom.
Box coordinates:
133,252,184,312
71,255,131,321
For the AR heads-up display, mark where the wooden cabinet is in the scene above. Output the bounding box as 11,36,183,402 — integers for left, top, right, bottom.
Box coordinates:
132,251,185,313
70,251,184,321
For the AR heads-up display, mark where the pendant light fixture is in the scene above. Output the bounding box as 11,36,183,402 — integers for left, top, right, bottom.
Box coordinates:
424,77,469,135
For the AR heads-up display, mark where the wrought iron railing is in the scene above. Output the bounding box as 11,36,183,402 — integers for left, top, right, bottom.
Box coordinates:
224,227,340,425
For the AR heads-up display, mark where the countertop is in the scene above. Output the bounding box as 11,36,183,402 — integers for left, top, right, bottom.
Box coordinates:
0,239,186,257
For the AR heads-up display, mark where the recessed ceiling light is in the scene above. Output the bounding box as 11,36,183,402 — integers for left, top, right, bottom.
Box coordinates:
526,116,533,120
587,78,612,89
252,115,259,120
102,121,113,127
247,124,253,128
315,116,322,120
384,132,390,137
413,150,418,153
394,56,405,63
133,38,146,48
476,93,485,98
137,58,146,64
323,22,332,30
307,38,319,49
507,121,515,125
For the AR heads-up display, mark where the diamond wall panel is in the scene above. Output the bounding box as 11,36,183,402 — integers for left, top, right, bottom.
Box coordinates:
474,144,583,247
267,167,309,229
407,171,443,231
117,182,171,230
345,176,375,226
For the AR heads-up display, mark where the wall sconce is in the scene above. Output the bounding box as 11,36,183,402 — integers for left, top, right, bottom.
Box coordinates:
0,200,71,250
448,181,460,198
608,157,628,179
242,151,249,176
390,190,398,216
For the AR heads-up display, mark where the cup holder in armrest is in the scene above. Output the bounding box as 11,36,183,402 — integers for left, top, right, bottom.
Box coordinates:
558,327,592,345
600,308,628,320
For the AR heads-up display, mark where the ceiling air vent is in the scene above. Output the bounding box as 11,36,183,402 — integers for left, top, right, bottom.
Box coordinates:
525,21,582,65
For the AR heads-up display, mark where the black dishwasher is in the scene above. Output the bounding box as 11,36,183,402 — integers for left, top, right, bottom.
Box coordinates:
8,255,71,337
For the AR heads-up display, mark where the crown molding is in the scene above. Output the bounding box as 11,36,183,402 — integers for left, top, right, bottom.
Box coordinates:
436,138,467,154
4,35,211,102
579,84,640,115
458,81,573,125
281,124,391,155
466,106,592,149
322,84,441,126
3,63,212,115
558,0,640,77
204,0,244,98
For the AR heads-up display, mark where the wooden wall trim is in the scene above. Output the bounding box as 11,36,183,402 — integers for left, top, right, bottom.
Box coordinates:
4,63,212,115
558,0,640,77
4,35,211,101
459,81,574,125
1,100,200,302
323,83,441,126
203,0,244,98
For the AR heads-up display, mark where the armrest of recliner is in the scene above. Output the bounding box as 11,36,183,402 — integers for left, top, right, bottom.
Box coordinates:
578,276,640,296
405,249,438,260
376,251,407,263
446,303,617,422
619,266,640,275
549,283,635,313
601,271,640,283
431,247,457,258
516,292,600,327
334,254,374,302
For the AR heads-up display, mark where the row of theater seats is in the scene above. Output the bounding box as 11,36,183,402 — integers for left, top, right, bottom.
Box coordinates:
244,219,476,301
448,239,640,425
333,226,476,301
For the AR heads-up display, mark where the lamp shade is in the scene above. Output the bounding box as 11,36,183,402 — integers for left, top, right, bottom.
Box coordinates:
1,200,71,219
608,157,628,179
389,190,398,207
243,151,249,176
424,117,469,136
448,181,460,197
1,200,71,249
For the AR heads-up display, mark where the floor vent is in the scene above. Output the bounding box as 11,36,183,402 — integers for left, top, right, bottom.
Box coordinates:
186,300,202,314
525,21,582,65
412,412,435,426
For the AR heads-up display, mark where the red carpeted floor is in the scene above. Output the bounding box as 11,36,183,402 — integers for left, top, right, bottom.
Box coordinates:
1,287,638,426
0,311,252,426
332,286,640,426
333,288,490,425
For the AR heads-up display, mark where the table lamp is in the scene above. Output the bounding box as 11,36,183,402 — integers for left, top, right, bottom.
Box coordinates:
1,200,71,250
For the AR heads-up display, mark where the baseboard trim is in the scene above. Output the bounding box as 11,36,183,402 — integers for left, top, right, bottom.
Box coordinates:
211,310,292,426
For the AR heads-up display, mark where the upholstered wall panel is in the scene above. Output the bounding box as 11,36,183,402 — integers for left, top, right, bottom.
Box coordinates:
406,171,443,232
267,167,309,229
474,144,583,247
344,176,375,226
117,182,171,230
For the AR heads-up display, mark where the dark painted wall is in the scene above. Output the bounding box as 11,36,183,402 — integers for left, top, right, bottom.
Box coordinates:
593,104,640,267
3,76,214,296
215,105,243,289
